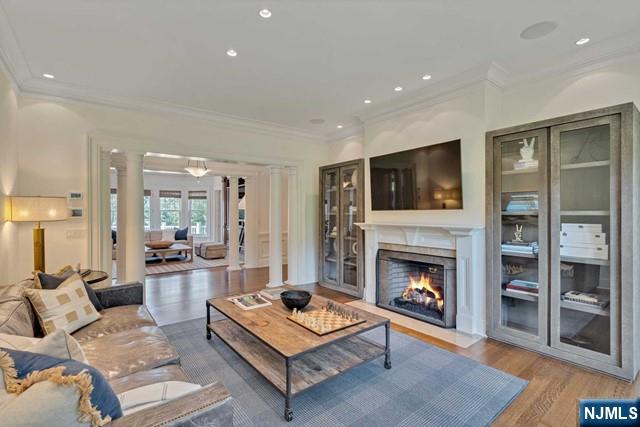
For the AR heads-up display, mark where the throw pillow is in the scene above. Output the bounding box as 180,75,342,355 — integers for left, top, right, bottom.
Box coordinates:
0,348,122,425
174,227,188,241
25,274,102,335
36,271,103,311
0,331,86,363
161,229,176,242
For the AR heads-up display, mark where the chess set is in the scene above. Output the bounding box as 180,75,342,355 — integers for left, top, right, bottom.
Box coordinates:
287,301,366,336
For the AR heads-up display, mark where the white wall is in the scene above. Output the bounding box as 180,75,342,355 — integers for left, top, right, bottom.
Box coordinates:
0,68,19,283
11,93,326,281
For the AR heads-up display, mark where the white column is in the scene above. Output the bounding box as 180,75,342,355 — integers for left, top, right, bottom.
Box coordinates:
267,167,284,287
227,176,242,271
243,174,258,268
115,164,127,281
285,166,299,285
123,152,146,284
99,150,112,274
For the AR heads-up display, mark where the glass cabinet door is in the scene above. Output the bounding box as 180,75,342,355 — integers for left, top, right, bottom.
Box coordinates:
339,165,359,292
493,129,548,343
550,116,620,363
321,168,339,284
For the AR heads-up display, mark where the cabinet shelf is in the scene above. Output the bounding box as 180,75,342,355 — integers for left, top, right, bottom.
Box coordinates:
561,160,610,170
501,210,538,216
560,210,609,216
502,288,539,302
560,300,610,317
560,255,609,266
501,250,538,259
502,168,538,176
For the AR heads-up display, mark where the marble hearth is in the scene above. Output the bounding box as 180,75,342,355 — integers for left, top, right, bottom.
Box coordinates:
355,222,485,336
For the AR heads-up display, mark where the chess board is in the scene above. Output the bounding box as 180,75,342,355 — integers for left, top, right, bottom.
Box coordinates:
287,308,366,336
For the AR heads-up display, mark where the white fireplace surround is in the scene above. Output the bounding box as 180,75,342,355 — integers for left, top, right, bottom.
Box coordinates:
355,222,486,336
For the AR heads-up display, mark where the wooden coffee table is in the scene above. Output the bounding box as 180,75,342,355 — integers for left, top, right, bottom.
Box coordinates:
206,294,390,421
145,243,193,263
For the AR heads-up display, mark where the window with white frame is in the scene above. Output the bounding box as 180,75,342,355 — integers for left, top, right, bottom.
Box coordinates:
143,190,151,230
159,190,182,229
110,189,117,229
188,190,208,236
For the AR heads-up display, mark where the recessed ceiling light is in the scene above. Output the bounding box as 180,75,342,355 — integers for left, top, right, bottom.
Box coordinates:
364,99,372,104
337,124,344,129
42,73,55,79
259,8,272,18
394,86,403,92
421,74,432,81
226,49,238,57
575,37,590,46
519,21,558,40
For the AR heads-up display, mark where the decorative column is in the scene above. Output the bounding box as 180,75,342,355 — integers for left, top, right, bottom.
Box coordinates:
226,176,242,271
285,166,299,285
267,166,284,287
99,149,112,274
115,161,127,281
242,174,259,268
123,152,146,284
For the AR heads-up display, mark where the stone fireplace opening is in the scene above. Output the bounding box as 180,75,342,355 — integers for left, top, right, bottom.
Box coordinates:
376,249,457,328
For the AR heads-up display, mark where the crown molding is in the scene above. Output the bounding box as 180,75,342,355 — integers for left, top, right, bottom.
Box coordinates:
0,3,29,90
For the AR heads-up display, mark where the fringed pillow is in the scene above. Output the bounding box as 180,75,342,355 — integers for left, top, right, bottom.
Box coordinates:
0,348,122,426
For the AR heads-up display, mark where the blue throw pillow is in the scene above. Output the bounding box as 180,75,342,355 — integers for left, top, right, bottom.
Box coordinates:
175,227,188,241
1,347,123,421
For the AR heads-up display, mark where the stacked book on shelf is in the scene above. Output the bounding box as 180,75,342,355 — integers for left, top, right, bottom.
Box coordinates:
505,192,538,212
561,290,609,309
501,241,539,255
505,280,539,295
513,159,538,170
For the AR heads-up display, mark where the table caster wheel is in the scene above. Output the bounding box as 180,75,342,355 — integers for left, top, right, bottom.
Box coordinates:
384,360,392,369
285,408,293,421
206,331,212,340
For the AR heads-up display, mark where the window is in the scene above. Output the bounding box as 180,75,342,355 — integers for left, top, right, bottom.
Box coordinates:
189,190,208,236
143,190,151,230
159,190,182,229
110,189,117,230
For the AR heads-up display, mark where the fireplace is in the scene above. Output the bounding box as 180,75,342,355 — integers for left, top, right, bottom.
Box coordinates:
376,249,456,327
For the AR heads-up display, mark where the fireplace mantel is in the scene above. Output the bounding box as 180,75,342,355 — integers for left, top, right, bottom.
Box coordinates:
355,222,486,336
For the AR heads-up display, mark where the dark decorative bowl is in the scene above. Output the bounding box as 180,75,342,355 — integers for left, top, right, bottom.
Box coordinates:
280,290,312,310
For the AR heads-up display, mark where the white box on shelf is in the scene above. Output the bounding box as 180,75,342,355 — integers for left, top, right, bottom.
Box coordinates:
560,243,609,260
561,223,602,233
560,231,606,245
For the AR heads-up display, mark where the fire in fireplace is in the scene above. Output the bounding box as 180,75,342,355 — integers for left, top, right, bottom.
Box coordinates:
377,249,456,327
395,273,444,317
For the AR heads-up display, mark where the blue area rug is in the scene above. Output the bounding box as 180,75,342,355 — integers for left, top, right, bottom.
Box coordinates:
162,317,526,426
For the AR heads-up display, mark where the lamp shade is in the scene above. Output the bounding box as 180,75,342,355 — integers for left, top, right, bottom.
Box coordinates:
10,196,69,222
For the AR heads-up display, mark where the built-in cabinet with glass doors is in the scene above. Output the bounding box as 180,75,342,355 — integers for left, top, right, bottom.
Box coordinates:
486,103,639,380
319,159,365,297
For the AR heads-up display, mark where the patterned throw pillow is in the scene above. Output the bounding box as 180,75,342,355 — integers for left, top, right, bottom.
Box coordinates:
35,271,103,311
25,274,102,335
0,348,122,426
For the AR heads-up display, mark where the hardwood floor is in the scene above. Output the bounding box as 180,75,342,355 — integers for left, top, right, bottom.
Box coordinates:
145,266,638,426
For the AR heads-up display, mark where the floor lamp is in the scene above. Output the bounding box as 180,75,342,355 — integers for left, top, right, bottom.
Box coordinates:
10,196,69,273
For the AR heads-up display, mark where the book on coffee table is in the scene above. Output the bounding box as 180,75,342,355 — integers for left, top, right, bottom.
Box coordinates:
228,293,272,310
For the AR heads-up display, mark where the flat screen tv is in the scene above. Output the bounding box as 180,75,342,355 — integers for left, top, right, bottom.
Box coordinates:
370,139,463,210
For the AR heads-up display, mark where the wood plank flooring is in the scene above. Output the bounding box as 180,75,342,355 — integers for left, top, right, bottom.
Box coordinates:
145,266,638,426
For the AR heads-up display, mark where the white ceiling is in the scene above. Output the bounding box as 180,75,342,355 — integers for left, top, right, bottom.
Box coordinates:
1,0,640,137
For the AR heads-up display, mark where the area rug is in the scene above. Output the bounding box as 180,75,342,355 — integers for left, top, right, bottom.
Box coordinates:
162,317,527,426
145,256,229,275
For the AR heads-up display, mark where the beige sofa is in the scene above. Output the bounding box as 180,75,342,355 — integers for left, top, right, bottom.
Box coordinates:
0,279,232,426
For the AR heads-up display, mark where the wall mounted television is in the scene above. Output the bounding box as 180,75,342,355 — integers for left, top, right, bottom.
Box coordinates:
369,139,463,210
